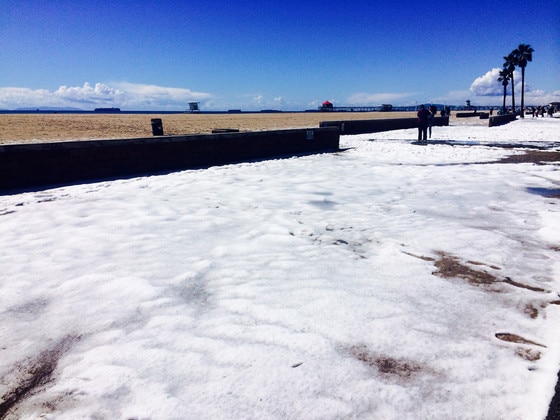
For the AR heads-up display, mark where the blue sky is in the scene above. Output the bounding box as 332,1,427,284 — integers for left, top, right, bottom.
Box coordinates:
1,0,559,111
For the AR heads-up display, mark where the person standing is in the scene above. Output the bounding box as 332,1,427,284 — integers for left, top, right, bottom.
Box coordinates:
417,104,430,143
428,105,437,138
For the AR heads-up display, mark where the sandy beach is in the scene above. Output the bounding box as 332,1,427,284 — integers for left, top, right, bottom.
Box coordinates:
0,111,429,144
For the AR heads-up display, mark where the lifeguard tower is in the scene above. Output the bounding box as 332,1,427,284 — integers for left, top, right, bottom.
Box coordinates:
187,101,200,113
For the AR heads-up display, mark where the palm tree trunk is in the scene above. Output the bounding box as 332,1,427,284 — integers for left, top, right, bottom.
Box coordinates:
520,67,526,118
510,73,516,113
503,85,507,114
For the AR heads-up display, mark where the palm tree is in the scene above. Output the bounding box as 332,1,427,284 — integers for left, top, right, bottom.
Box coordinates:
503,52,517,113
497,68,510,114
516,43,534,118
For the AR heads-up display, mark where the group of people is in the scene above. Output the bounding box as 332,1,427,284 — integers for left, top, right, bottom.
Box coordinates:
417,104,438,143
529,105,556,118
498,105,558,117
416,102,558,143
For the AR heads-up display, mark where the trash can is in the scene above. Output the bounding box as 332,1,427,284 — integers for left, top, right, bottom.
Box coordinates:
151,118,164,136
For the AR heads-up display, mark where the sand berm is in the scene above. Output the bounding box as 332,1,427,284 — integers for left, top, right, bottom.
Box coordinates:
0,111,460,145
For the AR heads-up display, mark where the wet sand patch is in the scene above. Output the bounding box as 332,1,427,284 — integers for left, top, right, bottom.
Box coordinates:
347,345,424,379
495,333,546,348
497,150,560,164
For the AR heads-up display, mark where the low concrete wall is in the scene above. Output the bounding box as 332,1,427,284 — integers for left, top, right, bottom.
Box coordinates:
0,127,339,193
456,112,489,119
319,117,449,135
488,114,517,127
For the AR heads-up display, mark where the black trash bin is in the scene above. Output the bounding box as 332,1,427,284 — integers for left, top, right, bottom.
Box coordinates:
151,118,164,136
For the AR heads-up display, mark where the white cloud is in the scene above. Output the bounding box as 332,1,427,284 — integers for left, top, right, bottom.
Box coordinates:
441,90,471,102
241,94,288,109
469,68,521,96
2,80,557,111
519,89,560,106
467,69,559,106
206,93,296,111
0,87,69,109
113,82,210,102
0,82,213,110
54,82,125,104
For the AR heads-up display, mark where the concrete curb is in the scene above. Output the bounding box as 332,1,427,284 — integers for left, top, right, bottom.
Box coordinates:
0,127,339,193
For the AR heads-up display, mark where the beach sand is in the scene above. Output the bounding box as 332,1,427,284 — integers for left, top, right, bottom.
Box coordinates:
0,111,428,144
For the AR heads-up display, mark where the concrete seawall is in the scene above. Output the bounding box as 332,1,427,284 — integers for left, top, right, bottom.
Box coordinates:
0,128,339,193
488,114,517,127
319,117,449,135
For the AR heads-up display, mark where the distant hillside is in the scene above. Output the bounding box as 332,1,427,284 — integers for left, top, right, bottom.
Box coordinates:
15,106,85,111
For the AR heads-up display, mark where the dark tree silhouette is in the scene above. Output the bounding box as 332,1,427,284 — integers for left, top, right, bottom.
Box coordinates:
503,52,517,113
497,68,510,114
515,44,534,118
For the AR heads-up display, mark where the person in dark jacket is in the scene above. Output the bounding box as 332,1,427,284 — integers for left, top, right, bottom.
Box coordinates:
428,105,437,138
417,104,430,143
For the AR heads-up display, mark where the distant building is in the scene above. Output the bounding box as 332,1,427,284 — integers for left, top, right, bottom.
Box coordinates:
380,104,393,112
320,101,334,111
188,102,200,113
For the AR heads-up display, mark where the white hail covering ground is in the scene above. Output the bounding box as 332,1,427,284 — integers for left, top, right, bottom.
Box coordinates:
1,117,559,419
